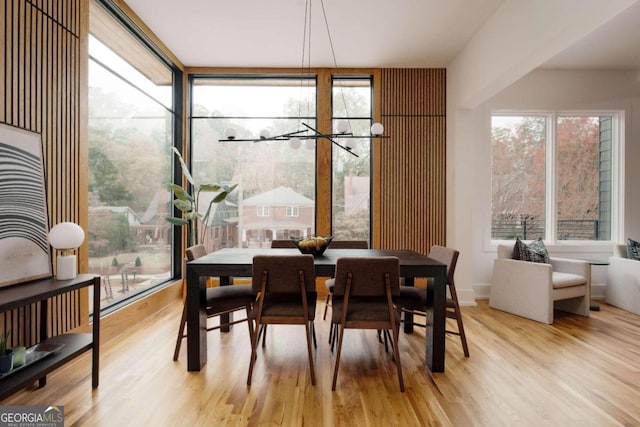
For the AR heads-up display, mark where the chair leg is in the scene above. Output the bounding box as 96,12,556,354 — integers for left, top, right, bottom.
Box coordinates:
245,306,256,360
247,320,261,386
260,324,267,347
330,323,338,352
448,281,470,357
377,329,390,353
328,322,334,345
173,304,187,361
453,307,470,357
332,324,346,390
304,320,316,385
322,294,331,320
391,324,404,392
311,321,317,348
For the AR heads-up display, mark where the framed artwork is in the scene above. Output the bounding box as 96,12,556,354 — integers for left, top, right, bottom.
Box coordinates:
0,123,52,287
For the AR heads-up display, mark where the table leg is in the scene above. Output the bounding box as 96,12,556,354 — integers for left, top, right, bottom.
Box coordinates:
426,266,446,372
403,277,415,334
219,276,233,332
187,266,207,371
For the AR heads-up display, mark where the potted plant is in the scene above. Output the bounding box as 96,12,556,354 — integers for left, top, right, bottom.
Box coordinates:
166,147,237,247
0,330,13,374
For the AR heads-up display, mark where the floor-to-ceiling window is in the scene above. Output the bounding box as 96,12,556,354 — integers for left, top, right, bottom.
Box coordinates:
331,77,373,241
88,1,180,312
491,112,621,242
190,76,317,250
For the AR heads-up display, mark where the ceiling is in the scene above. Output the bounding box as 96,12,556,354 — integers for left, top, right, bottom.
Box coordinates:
542,0,640,70
123,0,640,70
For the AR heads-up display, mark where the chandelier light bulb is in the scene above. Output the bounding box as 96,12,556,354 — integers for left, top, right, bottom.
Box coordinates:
304,139,315,150
224,128,237,140
336,120,349,134
370,122,384,136
289,137,302,149
345,140,356,151
259,129,270,139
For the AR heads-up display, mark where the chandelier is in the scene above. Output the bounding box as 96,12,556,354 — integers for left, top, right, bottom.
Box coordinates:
218,0,388,157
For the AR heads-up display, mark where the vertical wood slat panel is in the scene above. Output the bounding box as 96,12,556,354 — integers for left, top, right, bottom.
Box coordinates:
379,69,446,255
1,0,83,345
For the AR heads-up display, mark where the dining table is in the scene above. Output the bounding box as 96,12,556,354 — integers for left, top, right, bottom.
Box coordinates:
185,247,448,373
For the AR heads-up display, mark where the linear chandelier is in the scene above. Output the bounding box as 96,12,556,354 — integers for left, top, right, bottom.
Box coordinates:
218,0,388,158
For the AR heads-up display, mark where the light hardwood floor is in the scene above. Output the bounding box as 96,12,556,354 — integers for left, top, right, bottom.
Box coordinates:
2,299,640,426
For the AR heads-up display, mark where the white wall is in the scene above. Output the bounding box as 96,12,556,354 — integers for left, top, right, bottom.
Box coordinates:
447,0,640,305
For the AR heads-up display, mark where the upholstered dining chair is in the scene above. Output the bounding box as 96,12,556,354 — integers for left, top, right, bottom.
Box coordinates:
255,238,298,346
247,254,317,386
270,239,296,248
323,240,370,348
331,256,404,392
394,245,469,357
323,240,369,321
173,244,255,361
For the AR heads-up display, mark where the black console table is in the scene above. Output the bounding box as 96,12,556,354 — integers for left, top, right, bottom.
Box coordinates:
0,274,100,401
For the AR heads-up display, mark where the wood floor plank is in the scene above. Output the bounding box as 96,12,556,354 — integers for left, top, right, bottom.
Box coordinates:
2,299,640,426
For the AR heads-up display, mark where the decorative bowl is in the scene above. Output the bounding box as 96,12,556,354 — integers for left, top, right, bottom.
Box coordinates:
291,235,334,257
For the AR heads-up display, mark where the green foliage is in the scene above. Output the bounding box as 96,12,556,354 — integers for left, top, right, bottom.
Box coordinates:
135,257,142,267
88,146,134,206
167,147,237,246
111,257,119,267
88,212,132,257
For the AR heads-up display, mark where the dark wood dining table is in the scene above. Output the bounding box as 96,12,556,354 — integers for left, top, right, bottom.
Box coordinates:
185,248,448,372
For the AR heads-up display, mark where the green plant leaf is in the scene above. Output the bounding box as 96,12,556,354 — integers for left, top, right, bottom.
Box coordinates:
169,184,193,203
200,184,223,192
172,199,193,212
166,217,189,226
171,147,194,186
186,211,200,221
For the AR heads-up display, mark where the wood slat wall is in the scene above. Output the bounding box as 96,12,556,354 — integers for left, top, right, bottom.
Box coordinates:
378,68,446,254
0,0,86,347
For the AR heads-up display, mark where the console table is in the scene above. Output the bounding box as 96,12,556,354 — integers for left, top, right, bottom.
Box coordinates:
0,274,100,401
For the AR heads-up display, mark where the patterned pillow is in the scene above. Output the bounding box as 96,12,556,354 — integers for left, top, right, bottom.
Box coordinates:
513,237,550,264
627,238,640,261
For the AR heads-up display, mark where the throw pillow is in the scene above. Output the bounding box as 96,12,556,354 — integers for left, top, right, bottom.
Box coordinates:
513,237,550,264
627,238,640,260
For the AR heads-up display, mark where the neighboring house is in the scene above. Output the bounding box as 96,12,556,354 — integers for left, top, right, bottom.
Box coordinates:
140,190,171,244
89,206,142,226
240,186,314,246
197,192,239,252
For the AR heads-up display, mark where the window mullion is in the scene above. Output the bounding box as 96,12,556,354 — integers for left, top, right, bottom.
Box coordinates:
546,113,557,243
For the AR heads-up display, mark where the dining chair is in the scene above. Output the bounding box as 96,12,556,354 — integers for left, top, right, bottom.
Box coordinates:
247,254,317,386
323,240,369,321
270,239,296,248
323,240,369,348
395,245,469,357
173,244,255,361
255,238,299,346
331,256,404,392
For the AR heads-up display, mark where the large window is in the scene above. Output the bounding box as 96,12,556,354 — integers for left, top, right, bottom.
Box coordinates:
491,113,620,242
190,77,316,250
88,1,179,312
331,77,372,241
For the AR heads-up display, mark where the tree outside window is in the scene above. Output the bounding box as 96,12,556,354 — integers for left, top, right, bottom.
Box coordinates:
491,113,616,242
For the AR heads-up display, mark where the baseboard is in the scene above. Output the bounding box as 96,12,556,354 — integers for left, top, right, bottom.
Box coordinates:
457,288,478,306
473,283,491,300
